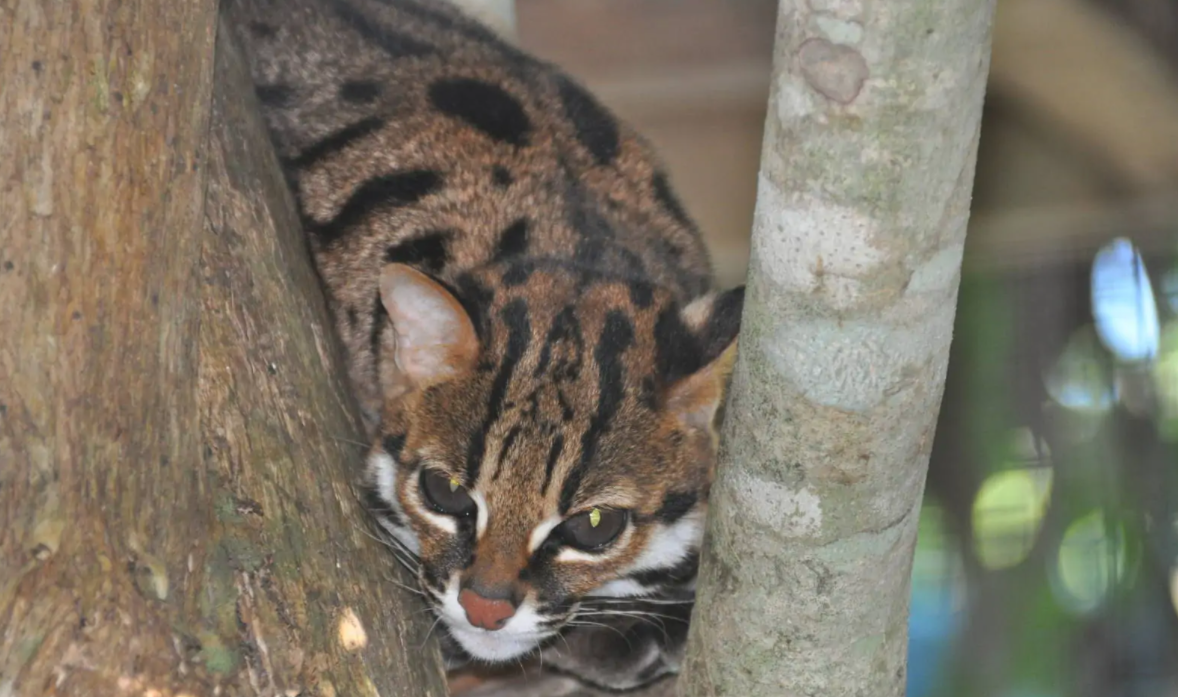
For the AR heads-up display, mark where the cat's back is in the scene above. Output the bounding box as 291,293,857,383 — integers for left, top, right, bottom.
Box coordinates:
228,0,711,289
227,0,718,422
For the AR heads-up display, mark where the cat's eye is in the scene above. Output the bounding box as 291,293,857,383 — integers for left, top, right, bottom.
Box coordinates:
558,507,628,551
420,469,476,517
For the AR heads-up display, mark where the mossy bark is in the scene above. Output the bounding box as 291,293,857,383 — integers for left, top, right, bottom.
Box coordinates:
0,5,447,696
679,1,995,695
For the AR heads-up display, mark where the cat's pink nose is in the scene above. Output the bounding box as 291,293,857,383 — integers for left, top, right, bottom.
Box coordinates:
458,588,516,630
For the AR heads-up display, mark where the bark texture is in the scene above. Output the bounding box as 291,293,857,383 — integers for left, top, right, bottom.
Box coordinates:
0,5,447,695
679,1,995,695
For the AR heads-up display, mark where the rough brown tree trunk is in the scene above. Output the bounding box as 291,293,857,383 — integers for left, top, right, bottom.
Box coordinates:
0,5,447,695
679,1,996,695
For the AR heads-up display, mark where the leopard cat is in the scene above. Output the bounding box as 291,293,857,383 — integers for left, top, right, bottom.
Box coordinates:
226,0,744,692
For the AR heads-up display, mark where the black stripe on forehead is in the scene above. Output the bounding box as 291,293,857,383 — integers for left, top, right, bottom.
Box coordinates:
465,299,530,482
541,434,564,495
533,304,583,380
559,310,633,513
491,424,521,482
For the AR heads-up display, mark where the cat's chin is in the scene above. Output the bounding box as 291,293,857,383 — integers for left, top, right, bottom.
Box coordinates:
436,578,559,662
444,620,551,662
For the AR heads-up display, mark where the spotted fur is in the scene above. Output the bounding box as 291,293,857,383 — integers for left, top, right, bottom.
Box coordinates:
227,0,744,689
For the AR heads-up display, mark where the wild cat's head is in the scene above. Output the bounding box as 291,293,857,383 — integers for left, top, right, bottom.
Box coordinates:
364,261,742,662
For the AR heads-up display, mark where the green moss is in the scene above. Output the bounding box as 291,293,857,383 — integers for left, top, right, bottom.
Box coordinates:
216,534,267,573
197,631,239,675
201,541,243,634
214,493,243,524
270,516,306,577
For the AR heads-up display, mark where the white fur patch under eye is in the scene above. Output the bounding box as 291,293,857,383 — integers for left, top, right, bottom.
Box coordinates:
624,509,705,575
472,490,489,538
386,459,459,536
556,547,608,564
588,578,652,598
366,451,421,555
527,516,563,553
414,496,458,535
370,452,399,503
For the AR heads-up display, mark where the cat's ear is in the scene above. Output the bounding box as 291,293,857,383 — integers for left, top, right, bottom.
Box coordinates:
379,264,479,395
665,287,744,432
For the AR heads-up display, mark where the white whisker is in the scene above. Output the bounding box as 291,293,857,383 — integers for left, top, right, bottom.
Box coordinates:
328,433,373,449
421,612,445,649
579,610,675,643
355,522,421,576
564,619,634,650
582,596,693,606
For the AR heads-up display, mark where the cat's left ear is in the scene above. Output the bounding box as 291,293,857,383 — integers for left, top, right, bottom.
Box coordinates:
379,264,480,396
665,286,744,432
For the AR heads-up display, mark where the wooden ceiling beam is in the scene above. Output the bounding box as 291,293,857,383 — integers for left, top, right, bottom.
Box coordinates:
990,0,1178,188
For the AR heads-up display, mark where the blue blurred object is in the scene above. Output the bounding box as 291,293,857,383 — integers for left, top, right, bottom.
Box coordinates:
1043,327,1116,415
907,585,962,697
1090,238,1160,363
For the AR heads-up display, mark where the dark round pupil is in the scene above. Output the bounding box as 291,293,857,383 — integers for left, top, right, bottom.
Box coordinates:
420,470,476,517
561,509,627,550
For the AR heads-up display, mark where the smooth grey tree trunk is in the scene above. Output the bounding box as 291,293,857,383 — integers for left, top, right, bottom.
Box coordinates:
679,1,996,695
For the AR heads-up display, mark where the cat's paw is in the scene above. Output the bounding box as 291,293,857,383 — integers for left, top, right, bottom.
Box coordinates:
540,598,691,692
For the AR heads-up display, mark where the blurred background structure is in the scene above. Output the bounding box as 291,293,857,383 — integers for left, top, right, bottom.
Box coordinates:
516,1,1178,695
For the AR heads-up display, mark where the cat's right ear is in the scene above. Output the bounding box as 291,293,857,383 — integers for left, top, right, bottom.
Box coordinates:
663,286,745,434
379,264,479,396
